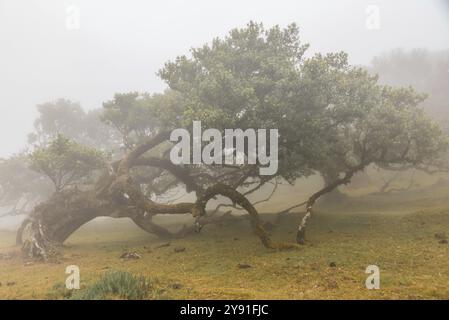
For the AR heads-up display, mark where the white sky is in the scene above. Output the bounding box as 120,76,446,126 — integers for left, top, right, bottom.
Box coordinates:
0,0,448,157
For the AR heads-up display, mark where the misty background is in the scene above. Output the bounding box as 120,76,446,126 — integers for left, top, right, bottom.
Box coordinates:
1,0,449,158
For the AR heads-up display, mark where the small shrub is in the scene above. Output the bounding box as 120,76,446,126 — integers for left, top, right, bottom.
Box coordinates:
47,282,74,299
70,271,152,300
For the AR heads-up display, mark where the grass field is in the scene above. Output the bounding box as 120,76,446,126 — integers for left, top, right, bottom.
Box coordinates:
1,189,449,300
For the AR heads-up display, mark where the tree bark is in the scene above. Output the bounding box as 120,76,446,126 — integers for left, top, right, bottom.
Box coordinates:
194,183,297,249
296,166,364,244
17,189,124,260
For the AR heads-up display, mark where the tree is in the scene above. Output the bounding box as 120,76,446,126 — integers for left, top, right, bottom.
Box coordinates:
102,92,158,150
0,155,52,217
158,24,448,244
28,99,118,152
370,48,449,123
295,84,447,243
29,135,106,192
15,22,448,260
338,48,449,195
0,100,118,220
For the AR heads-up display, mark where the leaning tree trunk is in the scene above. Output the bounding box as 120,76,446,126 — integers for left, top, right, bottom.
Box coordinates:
194,183,297,250
17,132,299,260
17,189,115,260
319,172,346,204
17,132,183,261
16,186,178,261
296,165,364,244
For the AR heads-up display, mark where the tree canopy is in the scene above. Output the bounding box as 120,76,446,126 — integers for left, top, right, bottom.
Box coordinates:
29,135,106,192
3,22,447,259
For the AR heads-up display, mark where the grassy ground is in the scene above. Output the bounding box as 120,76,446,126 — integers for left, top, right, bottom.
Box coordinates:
1,191,449,300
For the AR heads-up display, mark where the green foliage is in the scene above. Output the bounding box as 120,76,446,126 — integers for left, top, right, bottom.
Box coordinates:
159,21,308,130
29,135,106,192
158,22,313,181
308,74,448,177
369,48,449,171
102,92,156,149
158,21,448,182
70,271,152,300
102,91,185,149
47,282,74,299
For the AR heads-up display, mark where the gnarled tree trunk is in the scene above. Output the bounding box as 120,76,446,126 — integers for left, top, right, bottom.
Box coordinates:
296,164,365,244
18,132,298,261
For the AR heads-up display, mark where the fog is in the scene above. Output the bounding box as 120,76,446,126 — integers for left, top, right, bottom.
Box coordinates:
0,0,448,157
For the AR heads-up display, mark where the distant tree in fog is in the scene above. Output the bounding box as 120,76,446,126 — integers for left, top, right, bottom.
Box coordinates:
370,48,449,124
